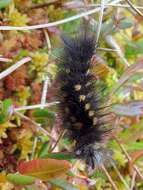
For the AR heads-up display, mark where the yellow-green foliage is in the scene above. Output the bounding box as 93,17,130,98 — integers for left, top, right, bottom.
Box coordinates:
7,9,29,26
29,51,49,81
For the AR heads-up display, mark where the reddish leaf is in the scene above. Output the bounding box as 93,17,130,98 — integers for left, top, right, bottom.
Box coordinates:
128,150,143,175
111,59,143,94
17,158,71,180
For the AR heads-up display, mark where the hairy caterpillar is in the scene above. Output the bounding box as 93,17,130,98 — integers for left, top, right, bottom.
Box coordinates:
58,25,112,169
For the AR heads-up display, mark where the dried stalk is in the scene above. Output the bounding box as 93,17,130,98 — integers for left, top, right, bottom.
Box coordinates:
0,57,31,80
125,0,143,17
101,164,119,190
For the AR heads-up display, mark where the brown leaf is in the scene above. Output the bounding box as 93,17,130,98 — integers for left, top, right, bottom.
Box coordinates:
91,55,111,79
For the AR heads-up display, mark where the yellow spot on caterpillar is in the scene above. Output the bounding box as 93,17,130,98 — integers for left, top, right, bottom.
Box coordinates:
65,69,70,73
93,117,98,125
88,110,94,117
87,92,93,98
85,103,90,110
86,69,90,75
85,82,91,87
74,84,81,91
79,95,86,102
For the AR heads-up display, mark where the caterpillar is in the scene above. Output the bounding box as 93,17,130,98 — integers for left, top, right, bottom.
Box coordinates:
58,25,112,169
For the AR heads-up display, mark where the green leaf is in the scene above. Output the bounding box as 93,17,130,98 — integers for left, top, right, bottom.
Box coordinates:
0,0,11,9
100,20,115,35
14,49,29,60
50,48,63,60
125,38,143,58
136,39,143,53
92,170,106,179
127,141,143,151
38,142,49,158
125,43,138,58
32,108,54,118
41,152,75,160
61,11,80,33
2,99,12,115
32,108,55,125
25,184,42,190
118,19,133,29
48,178,78,190
6,174,36,185
0,113,6,124
0,99,13,123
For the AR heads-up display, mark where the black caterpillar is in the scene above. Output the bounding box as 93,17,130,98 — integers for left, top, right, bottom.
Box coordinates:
58,25,112,169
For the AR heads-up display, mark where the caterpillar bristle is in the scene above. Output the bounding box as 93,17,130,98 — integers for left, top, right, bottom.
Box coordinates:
58,25,112,169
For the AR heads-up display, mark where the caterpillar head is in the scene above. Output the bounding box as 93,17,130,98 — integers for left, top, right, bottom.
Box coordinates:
75,143,112,170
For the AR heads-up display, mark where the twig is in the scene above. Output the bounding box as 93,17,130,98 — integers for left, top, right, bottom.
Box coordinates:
125,0,143,17
14,101,60,111
50,129,66,152
40,77,50,109
96,0,105,44
100,164,118,190
97,47,119,52
88,3,143,10
0,57,31,80
105,35,130,67
111,60,143,95
0,8,101,31
114,137,143,180
0,0,122,31
40,30,52,109
31,137,38,159
15,111,55,141
110,0,123,4
130,171,137,190
110,160,130,190
0,58,12,62
29,0,60,9
133,165,143,180
43,29,52,54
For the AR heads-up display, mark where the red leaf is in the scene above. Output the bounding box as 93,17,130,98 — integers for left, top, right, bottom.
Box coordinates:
17,158,71,180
